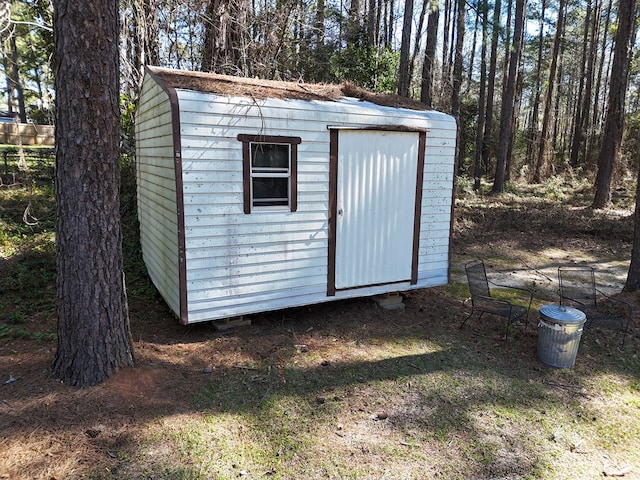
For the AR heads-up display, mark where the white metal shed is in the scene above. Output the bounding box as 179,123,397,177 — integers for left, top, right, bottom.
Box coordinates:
135,66,457,325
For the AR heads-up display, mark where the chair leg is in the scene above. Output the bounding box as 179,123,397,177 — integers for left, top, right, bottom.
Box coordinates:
459,309,474,329
460,309,483,330
621,320,629,348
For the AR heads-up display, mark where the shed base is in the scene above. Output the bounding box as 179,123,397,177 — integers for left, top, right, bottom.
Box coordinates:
373,292,406,311
213,316,252,331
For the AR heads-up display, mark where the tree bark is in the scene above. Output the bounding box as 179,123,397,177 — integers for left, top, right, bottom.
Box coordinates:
467,7,479,86
592,0,637,209
568,0,593,168
367,0,377,47
569,0,600,168
589,0,613,155
52,0,134,387
474,0,489,190
141,0,160,67
450,0,465,119
385,0,395,47
492,0,525,193
397,0,414,97
480,0,501,181
525,0,545,170
533,0,566,182
408,0,429,89
315,0,327,47
420,1,439,108
441,0,452,100
201,0,249,74
346,0,362,48
624,165,640,291
9,34,27,123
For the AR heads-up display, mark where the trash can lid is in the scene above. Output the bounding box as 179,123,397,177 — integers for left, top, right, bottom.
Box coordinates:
539,304,586,324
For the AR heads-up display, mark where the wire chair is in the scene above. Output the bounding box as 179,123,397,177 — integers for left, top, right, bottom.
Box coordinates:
460,259,533,338
558,265,632,346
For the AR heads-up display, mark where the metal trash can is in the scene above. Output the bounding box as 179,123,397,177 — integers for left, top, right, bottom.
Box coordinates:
537,305,587,368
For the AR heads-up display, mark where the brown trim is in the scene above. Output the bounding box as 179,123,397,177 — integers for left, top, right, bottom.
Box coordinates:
333,280,409,293
237,134,301,145
411,132,426,284
290,143,298,213
237,134,301,213
447,118,459,284
327,125,427,133
145,66,189,325
328,128,424,295
327,129,339,296
241,141,251,213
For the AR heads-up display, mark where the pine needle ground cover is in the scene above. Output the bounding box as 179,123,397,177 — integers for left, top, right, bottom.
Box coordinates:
1,164,639,479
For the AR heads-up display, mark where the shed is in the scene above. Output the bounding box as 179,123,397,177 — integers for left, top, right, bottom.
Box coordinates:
135,66,457,325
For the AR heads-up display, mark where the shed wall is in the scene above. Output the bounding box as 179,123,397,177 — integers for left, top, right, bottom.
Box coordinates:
135,76,182,316
174,89,456,322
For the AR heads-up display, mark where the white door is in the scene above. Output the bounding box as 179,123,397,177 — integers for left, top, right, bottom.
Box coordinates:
334,130,420,290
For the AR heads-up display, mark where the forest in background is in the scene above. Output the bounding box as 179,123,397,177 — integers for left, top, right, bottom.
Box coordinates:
2,0,639,198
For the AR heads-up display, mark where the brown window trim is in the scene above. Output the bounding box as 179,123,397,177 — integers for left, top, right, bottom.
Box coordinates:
237,134,301,214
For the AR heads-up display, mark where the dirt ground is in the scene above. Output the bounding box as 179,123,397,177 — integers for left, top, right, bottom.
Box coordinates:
1,190,639,479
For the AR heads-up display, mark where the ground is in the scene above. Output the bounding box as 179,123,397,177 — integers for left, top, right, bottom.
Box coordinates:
1,179,639,479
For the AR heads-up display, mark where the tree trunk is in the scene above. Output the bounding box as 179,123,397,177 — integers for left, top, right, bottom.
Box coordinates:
346,0,362,47
9,35,27,123
367,0,377,47
420,2,439,108
2,56,15,118
142,0,160,67
451,0,465,170
408,0,429,89
592,0,637,209
492,0,525,193
52,0,134,387
533,0,566,182
480,0,501,179
474,0,489,190
589,0,613,158
569,0,599,169
467,8,479,85
314,0,327,47
387,0,394,48
201,0,249,74
450,0,465,119
397,0,414,97
525,0,545,170
624,165,640,291
568,0,592,168
441,0,452,100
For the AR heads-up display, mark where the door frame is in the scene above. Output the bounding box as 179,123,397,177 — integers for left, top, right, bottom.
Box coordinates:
327,126,426,296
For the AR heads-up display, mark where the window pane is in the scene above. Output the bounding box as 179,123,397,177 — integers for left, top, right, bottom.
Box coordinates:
252,177,289,206
251,143,289,169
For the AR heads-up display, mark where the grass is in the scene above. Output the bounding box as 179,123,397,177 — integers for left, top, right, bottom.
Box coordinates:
111,320,638,479
0,149,56,340
151,347,632,478
1,160,639,479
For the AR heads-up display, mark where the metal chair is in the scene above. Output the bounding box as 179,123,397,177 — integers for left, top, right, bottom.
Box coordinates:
558,265,632,346
460,259,533,337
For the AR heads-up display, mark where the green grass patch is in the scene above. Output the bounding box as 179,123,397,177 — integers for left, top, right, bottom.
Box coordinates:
0,323,56,341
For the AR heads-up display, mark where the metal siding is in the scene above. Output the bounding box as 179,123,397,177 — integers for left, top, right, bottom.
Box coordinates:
146,87,456,323
335,131,419,289
135,76,181,317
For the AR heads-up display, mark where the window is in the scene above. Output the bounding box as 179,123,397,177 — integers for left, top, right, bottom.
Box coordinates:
238,135,300,213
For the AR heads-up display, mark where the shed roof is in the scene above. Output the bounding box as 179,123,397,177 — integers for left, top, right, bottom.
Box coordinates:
147,66,428,111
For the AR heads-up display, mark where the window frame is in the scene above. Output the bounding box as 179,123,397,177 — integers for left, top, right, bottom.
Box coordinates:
238,134,301,213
